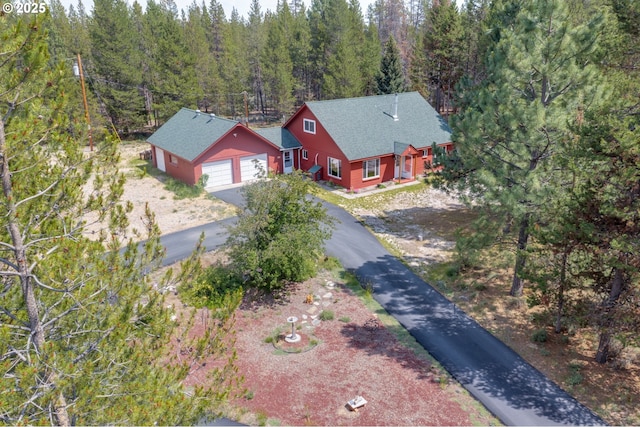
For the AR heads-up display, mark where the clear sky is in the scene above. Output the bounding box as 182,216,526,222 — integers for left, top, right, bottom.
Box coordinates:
59,0,378,19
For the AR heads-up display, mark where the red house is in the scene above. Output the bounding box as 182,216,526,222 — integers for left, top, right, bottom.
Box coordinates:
283,92,453,191
147,108,301,189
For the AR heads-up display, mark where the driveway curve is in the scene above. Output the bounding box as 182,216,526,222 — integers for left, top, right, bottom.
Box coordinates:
158,187,605,426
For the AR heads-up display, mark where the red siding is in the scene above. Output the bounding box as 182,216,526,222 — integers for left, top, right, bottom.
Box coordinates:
287,106,352,189
193,125,281,185
347,155,396,189
150,144,198,185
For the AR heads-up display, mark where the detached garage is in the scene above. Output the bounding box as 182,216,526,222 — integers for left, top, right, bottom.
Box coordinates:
147,108,294,189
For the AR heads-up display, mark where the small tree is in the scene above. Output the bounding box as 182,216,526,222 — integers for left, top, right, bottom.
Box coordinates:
376,35,405,95
226,170,334,290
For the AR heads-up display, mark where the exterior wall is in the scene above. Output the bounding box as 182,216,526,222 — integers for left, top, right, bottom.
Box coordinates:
287,106,352,189
194,124,281,184
149,144,197,185
347,155,396,190
416,142,454,175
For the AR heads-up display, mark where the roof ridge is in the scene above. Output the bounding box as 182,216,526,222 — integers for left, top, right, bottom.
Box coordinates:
305,91,420,105
179,107,239,124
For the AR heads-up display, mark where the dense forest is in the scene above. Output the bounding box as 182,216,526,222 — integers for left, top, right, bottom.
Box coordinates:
45,0,483,132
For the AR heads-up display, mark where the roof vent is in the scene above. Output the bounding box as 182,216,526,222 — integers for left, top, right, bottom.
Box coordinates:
392,94,399,121
210,113,215,119
195,109,201,115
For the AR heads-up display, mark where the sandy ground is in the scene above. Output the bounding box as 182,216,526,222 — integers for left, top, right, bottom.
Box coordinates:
83,142,235,241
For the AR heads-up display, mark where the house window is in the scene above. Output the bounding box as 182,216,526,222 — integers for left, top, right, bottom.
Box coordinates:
169,154,179,165
303,118,316,134
362,158,380,180
423,149,430,158
302,149,308,160
328,157,341,179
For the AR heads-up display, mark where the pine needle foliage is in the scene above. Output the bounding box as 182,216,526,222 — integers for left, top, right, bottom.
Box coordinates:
0,14,240,425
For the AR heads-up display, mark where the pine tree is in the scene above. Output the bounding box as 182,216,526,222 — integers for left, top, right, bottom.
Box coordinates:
144,0,201,122
262,6,295,115
185,3,223,113
421,0,464,114
89,0,146,132
447,0,607,297
376,35,405,94
0,15,240,424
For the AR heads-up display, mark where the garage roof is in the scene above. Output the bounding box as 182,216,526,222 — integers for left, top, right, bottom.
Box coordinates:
147,108,238,162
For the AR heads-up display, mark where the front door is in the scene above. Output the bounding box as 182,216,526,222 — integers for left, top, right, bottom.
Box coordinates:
283,150,293,174
402,155,413,179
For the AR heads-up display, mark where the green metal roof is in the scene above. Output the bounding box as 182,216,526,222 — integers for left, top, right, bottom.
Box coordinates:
304,92,452,161
147,108,238,162
253,127,302,150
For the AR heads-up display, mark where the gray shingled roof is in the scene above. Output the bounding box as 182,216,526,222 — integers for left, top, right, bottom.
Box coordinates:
304,92,452,161
147,108,238,162
253,127,302,150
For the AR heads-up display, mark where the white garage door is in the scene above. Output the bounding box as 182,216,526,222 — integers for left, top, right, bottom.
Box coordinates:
240,153,267,182
201,159,233,188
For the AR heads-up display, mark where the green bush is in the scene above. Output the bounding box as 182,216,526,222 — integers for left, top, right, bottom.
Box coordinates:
178,264,243,310
532,328,548,343
226,170,334,291
319,310,334,321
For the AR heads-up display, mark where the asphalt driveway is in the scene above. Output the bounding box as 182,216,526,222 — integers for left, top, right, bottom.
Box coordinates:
158,186,605,426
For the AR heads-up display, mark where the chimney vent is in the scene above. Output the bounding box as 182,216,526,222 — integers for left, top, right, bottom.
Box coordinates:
392,94,399,121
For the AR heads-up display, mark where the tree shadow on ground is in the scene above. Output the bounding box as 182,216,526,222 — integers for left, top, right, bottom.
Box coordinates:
338,320,435,381
239,282,297,311
343,252,605,426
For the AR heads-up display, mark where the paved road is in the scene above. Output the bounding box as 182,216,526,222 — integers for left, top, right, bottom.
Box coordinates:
160,187,605,426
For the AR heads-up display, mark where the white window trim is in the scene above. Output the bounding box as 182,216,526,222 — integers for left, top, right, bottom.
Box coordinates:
303,118,316,134
302,149,308,160
422,149,429,158
362,158,380,180
327,157,342,179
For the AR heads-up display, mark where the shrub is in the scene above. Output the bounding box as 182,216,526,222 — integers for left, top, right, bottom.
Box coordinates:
226,171,334,291
532,328,548,343
178,264,243,310
164,176,204,199
319,310,334,321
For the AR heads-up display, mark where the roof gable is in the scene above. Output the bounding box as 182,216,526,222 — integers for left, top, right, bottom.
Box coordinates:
147,108,238,162
299,92,452,161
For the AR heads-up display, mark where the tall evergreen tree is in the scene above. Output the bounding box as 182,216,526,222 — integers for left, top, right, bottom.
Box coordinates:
220,10,251,117
421,0,464,114
247,0,267,113
89,0,146,132
376,35,405,94
185,2,222,113
144,0,200,122
262,5,295,115
288,3,312,102
0,14,240,425
446,0,607,297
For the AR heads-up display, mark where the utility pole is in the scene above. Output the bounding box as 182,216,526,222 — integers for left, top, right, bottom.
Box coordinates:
244,91,249,128
76,53,93,151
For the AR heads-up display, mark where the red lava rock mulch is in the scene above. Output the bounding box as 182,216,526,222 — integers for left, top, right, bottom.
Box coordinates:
181,273,494,426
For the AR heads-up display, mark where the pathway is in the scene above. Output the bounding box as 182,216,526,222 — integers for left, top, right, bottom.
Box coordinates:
159,187,605,426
